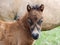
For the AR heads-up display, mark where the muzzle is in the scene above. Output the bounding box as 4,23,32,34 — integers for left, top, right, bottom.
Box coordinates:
31,26,41,40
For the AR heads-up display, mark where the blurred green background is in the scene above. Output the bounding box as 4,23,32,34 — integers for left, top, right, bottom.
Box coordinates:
35,26,60,45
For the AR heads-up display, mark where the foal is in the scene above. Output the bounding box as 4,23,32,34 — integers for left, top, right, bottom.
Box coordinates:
0,4,44,45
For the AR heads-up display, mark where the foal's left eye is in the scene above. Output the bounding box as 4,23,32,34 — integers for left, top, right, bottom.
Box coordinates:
37,20,43,25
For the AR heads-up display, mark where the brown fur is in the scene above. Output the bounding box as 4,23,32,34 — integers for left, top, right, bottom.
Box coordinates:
0,18,34,45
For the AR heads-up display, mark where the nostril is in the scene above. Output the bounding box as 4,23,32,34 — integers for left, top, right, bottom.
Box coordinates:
32,33,39,40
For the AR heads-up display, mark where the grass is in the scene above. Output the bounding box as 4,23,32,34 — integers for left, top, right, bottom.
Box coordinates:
35,26,60,45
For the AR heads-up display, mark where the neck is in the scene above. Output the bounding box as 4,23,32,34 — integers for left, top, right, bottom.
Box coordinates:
21,13,30,30
21,13,34,39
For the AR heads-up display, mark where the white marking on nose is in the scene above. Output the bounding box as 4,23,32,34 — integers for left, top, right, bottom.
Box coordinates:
32,27,39,34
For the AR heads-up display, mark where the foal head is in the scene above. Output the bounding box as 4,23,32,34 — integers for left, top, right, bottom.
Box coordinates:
26,4,44,40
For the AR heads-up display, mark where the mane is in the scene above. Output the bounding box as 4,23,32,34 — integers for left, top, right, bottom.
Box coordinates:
32,5,39,10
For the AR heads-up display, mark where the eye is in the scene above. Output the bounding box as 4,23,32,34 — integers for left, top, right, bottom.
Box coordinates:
37,19,43,25
28,19,33,26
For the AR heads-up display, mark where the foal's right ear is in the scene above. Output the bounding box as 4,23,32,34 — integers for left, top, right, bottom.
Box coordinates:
27,5,31,12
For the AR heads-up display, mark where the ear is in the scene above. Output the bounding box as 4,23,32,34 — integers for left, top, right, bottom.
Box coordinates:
39,4,44,12
27,4,31,12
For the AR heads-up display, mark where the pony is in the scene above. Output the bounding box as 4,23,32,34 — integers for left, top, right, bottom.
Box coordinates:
0,4,44,45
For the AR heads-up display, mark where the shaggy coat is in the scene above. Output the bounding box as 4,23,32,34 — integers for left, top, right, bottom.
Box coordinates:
0,13,35,45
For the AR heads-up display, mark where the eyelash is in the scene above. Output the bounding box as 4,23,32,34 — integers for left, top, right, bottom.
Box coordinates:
37,20,43,25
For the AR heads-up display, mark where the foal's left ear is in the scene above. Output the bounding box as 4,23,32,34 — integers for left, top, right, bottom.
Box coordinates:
39,4,44,12
27,4,31,12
